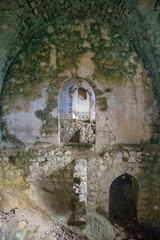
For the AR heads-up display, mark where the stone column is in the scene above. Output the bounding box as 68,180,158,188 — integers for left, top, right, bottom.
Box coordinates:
73,159,87,225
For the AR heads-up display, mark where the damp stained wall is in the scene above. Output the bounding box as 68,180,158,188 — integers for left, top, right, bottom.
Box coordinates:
0,1,160,233
1,22,158,148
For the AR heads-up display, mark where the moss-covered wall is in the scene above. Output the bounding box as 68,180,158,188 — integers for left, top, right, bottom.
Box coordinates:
0,1,160,237
1,0,160,106
0,144,159,228
1,19,157,146
0,0,159,145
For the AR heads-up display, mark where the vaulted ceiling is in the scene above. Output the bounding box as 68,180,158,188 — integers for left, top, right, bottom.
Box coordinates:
0,0,160,106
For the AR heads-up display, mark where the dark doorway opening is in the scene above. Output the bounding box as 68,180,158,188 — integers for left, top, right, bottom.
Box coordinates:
109,174,160,239
109,173,138,227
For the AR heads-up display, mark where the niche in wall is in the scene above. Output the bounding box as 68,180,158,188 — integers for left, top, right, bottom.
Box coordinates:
59,79,95,144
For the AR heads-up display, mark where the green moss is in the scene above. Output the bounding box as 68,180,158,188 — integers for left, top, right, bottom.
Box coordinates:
73,177,81,184
55,30,87,71
3,129,25,146
39,99,58,136
67,143,93,150
97,97,108,111
35,110,47,121
94,89,104,96
152,118,160,133
3,15,133,100
14,152,31,177
33,141,52,146
48,87,57,94
3,15,134,102
8,155,16,165
73,192,79,205
105,88,113,92
93,53,128,83
2,2,144,139
150,133,159,144
0,150,33,187
47,100,57,111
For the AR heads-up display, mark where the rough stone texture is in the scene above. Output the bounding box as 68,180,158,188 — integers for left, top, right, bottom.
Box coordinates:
27,146,74,224
0,1,160,239
0,144,159,228
0,0,160,110
59,79,95,144
5,87,47,143
73,159,87,224
0,2,159,146
1,49,157,147
0,208,86,240
60,120,95,144
85,211,115,240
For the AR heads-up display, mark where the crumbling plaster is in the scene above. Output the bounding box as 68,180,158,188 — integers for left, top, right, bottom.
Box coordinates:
2,49,157,147
0,1,160,238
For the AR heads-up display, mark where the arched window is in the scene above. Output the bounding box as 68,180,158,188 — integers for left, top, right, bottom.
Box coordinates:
59,79,95,144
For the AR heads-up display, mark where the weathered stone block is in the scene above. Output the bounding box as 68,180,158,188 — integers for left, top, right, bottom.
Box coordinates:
85,211,115,240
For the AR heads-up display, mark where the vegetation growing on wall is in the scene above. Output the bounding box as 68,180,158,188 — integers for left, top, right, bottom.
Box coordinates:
0,0,160,141
1,0,160,104
1,0,144,98
2,19,137,108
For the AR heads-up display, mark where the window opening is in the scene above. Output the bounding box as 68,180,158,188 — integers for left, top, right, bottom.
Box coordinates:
59,79,95,144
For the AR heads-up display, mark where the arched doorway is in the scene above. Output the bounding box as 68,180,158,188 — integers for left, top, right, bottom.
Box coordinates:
109,173,139,226
58,79,95,144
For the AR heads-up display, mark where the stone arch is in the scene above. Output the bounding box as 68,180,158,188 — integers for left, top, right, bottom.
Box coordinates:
109,173,139,226
58,78,95,144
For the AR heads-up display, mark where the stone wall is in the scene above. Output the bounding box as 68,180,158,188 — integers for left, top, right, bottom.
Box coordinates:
2,62,157,149
59,79,96,144
0,143,159,227
0,1,160,238
1,18,158,148
1,0,160,109
73,159,87,224
60,119,95,144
